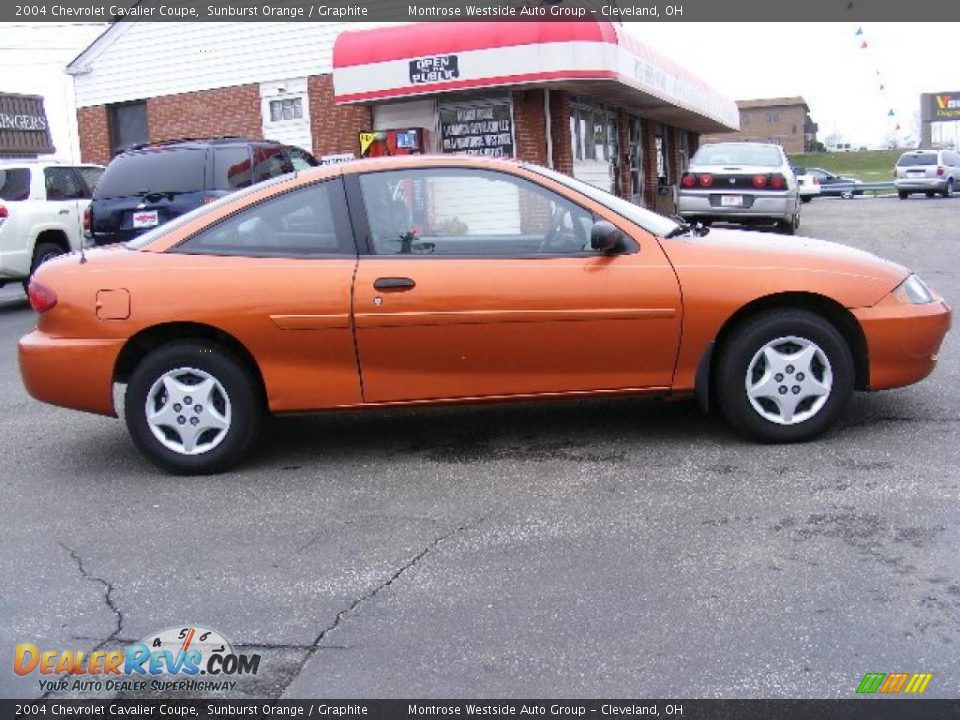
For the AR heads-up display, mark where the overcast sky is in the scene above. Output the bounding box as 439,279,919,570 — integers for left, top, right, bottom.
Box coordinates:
2,21,958,162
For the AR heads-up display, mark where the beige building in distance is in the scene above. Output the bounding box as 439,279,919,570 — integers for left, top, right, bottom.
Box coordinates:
702,97,818,154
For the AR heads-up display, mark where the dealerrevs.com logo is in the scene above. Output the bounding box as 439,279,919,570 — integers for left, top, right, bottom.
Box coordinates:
14,626,260,693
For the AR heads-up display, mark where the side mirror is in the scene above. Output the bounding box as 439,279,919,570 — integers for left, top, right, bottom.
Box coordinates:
590,221,628,255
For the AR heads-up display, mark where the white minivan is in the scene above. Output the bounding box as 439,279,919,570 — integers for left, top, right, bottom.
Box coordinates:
894,149,960,199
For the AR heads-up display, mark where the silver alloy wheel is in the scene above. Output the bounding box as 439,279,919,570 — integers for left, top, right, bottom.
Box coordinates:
145,367,232,455
744,336,833,425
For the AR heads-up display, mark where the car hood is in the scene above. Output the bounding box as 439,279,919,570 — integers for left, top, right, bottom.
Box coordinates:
659,227,910,308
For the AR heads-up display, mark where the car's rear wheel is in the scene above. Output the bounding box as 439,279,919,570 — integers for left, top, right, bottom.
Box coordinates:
943,179,954,198
898,191,909,200
776,209,799,235
125,341,262,474
925,191,936,198
715,309,854,443
800,196,812,204
23,241,66,291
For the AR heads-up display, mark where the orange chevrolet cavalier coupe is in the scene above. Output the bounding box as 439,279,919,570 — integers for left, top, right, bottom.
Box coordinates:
19,156,951,474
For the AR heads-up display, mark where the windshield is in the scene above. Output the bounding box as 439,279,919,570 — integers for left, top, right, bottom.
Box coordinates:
523,164,680,238
96,148,205,198
692,144,782,167
125,173,294,250
897,153,938,167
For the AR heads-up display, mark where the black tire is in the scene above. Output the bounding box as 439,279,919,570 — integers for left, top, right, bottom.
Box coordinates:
943,179,954,199
776,210,799,235
898,191,908,200
925,191,936,198
715,309,854,443
23,241,66,291
800,196,812,204
125,341,262,474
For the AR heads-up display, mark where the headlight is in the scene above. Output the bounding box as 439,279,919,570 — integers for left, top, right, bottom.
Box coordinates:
893,274,934,304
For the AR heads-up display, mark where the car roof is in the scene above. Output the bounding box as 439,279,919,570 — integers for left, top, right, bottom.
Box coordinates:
120,136,287,154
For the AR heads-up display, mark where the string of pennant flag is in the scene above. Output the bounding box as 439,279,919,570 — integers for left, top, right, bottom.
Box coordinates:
852,20,902,134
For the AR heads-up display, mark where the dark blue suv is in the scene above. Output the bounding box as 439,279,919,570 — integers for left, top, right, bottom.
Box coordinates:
88,137,318,246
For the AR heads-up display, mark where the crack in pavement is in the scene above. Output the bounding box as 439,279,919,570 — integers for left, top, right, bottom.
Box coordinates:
277,516,484,698
39,544,125,700
58,542,124,652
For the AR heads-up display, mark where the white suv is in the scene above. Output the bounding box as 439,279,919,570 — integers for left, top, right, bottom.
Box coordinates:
0,162,104,289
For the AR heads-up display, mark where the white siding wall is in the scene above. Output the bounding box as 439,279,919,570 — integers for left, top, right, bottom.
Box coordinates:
71,22,347,108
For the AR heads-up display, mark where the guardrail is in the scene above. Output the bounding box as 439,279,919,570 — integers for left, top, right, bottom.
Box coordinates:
819,181,895,198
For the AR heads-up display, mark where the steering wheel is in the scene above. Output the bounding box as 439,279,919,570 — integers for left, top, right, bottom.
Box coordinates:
538,205,589,253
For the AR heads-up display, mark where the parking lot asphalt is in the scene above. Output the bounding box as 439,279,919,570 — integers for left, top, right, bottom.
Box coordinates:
1,195,958,700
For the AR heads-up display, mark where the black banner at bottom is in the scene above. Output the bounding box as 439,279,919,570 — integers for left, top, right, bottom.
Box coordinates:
5,699,960,720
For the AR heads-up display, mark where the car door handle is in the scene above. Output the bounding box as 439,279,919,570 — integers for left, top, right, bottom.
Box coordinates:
373,277,416,291
58,209,70,215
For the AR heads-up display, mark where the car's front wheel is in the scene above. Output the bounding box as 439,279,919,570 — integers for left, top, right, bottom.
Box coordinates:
125,341,262,474
898,191,909,200
943,179,954,198
715,309,854,443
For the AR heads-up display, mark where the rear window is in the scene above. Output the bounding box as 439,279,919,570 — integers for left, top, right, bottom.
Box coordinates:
0,168,31,201
898,153,938,167
95,148,205,199
692,144,781,167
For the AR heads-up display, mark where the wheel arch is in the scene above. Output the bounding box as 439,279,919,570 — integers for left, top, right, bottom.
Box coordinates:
695,292,869,412
113,322,268,407
33,228,72,256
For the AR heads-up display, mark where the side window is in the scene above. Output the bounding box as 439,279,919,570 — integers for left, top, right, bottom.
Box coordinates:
359,168,597,257
174,181,354,257
251,146,295,184
44,167,85,201
287,147,317,171
76,167,104,197
214,146,253,190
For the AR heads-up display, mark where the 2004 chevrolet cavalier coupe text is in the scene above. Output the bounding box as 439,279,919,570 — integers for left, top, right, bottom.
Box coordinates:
18,156,951,474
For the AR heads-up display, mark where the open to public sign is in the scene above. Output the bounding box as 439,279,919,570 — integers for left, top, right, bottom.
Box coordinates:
409,54,460,84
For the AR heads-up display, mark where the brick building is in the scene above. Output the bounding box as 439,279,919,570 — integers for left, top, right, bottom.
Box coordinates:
67,21,737,210
701,97,817,154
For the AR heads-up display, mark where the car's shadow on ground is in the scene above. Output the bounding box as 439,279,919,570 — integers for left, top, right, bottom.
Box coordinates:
250,396,736,469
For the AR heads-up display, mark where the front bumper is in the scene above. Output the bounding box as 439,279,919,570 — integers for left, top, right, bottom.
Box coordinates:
19,330,123,416
678,190,795,222
853,296,952,390
895,178,947,192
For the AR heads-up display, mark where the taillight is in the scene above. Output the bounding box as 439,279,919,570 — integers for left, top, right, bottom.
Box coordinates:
0,203,7,220
752,175,767,188
83,207,91,236
770,174,786,190
936,166,945,176
27,281,57,313
681,174,696,188
699,173,713,188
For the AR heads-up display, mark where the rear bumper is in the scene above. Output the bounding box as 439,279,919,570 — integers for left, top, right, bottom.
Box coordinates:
18,330,122,416
677,190,795,222
895,178,947,192
853,297,952,390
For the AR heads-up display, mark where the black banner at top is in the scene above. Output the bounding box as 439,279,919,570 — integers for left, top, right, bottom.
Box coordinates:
4,0,960,22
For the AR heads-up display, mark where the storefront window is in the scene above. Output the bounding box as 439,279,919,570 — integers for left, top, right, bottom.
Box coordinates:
655,123,670,187
439,100,513,158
